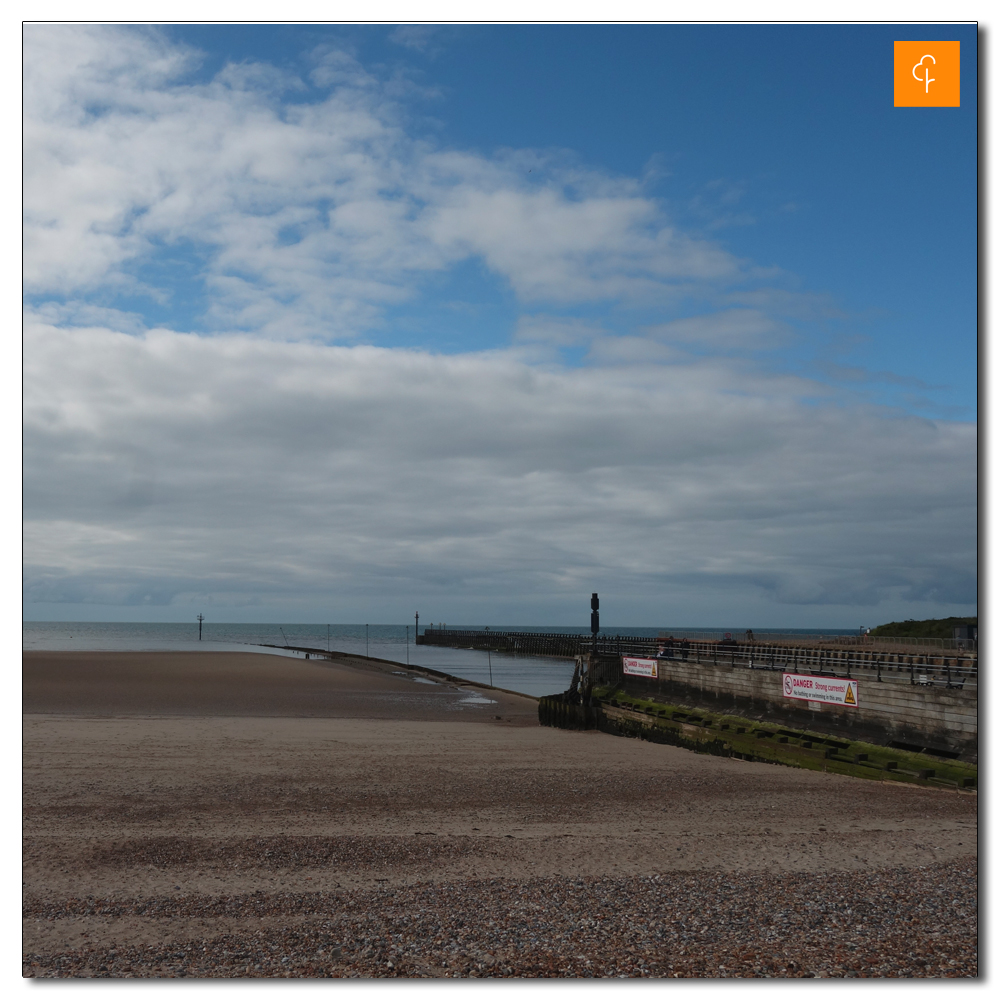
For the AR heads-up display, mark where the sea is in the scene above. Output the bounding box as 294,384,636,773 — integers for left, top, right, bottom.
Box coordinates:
22,622,858,700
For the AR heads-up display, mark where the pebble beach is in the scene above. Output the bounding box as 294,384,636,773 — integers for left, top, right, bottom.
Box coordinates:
23,649,978,978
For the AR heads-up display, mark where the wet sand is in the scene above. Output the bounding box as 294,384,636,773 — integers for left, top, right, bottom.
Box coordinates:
23,650,977,978
22,649,538,721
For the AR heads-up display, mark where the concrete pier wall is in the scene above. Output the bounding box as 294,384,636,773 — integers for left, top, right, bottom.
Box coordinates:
584,654,977,761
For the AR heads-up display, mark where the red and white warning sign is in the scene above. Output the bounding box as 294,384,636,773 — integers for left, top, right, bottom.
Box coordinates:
782,672,858,707
623,656,658,678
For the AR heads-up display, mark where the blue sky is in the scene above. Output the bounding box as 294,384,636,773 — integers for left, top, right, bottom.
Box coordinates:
22,24,977,626
96,23,979,417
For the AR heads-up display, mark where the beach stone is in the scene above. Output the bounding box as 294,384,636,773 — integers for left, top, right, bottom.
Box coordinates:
23,649,978,979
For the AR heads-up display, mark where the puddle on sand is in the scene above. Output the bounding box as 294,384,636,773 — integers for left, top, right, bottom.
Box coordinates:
392,670,439,686
457,692,497,706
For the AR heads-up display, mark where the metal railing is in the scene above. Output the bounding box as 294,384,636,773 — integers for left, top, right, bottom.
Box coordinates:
827,634,978,652
656,631,977,652
645,641,978,686
421,629,977,684
421,629,977,679
421,627,975,654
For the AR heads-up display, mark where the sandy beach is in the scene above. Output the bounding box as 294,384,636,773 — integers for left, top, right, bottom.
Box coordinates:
23,649,977,978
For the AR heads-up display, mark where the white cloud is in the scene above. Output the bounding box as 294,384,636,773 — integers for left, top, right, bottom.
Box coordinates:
23,319,976,620
20,26,976,624
585,335,681,365
23,25,758,340
514,315,604,346
420,183,741,305
386,25,452,56
645,309,791,350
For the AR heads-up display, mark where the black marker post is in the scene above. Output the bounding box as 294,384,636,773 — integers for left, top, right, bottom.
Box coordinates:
586,593,600,690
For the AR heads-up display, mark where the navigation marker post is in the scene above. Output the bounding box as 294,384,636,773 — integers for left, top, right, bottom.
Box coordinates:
579,593,599,695
197,614,204,641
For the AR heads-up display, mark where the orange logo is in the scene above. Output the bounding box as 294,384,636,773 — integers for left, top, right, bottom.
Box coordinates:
894,41,960,107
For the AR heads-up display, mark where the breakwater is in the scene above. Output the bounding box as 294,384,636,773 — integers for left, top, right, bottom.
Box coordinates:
566,650,978,761
420,630,977,761
259,643,541,702
419,629,978,680
418,629,588,657
538,690,978,789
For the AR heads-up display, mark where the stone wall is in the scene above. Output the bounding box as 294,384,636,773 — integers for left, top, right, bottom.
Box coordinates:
585,654,978,761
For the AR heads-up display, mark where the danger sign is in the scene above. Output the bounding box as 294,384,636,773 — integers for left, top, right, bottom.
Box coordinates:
623,656,658,678
782,673,859,707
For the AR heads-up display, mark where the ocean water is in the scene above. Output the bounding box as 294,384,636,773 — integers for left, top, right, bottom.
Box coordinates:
22,621,859,699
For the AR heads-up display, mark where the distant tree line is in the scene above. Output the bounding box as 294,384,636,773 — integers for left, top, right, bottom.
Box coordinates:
869,616,977,639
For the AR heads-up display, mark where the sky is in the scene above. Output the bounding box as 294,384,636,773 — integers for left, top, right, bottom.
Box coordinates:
22,22,978,628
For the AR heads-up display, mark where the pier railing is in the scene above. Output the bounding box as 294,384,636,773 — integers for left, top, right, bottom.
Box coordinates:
419,629,978,685
789,634,977,653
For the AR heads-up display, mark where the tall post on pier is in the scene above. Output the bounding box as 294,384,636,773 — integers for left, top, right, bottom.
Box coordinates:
582,593,599,697
197,614,204,641
415,612,419,639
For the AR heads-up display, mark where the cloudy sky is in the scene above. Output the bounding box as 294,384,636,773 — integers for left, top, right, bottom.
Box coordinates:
22,22,977,628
